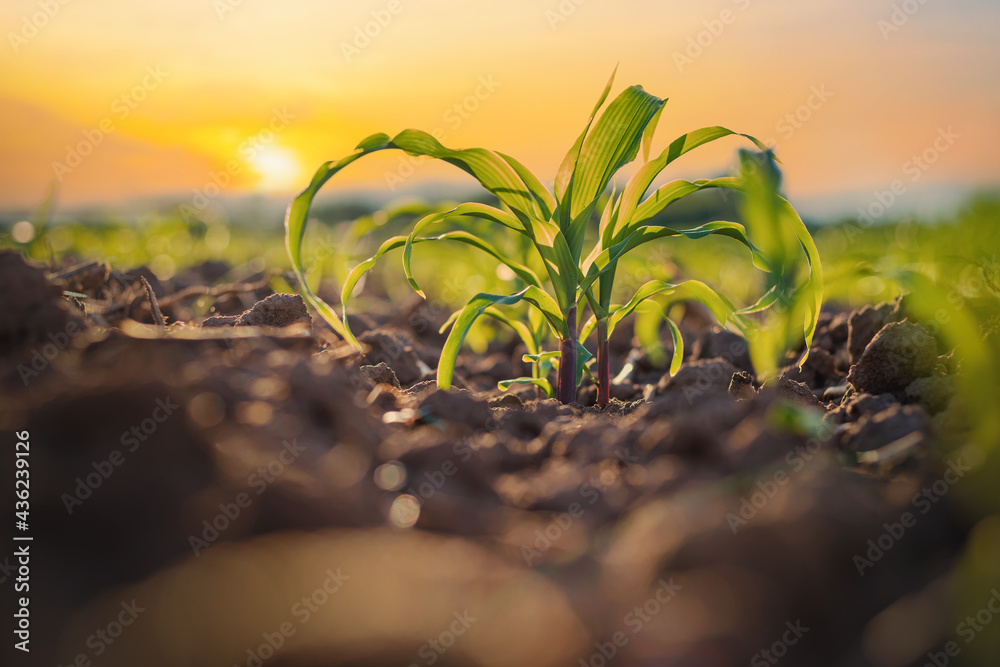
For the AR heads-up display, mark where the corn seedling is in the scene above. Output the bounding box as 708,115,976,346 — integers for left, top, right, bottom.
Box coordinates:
285,69,823,405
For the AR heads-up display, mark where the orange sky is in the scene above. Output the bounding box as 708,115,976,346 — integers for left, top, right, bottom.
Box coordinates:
1,0,998,214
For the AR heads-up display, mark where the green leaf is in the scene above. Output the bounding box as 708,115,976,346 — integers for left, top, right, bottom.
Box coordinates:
555,66,618,205
574,339,595,387
438,287,567,390
633,301,667,366
391,129,549,224
498,377,554,398
606,127,769,245
560,85,666,257
403,205,541,296
286,130,562,347
498,152,557,221
633,302,685,377
663,316,684,376
285,135,393,344
735,151,824,366
483,307,540,356
339,231,540,344
621,176,740,241
735,284,781,315
523,351,562,364
608,279,735,335
581,220,770,301
641,104,667,163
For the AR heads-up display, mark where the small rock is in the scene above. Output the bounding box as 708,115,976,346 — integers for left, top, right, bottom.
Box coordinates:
761,374,825,410
489,393,524,408
847,321,937,395
361,362,400,388
236,293,310,327
728,371,757,401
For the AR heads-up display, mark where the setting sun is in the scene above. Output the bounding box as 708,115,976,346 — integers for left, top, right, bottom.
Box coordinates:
248,145,301,193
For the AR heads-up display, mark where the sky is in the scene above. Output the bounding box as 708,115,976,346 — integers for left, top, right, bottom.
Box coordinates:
1,0,998,218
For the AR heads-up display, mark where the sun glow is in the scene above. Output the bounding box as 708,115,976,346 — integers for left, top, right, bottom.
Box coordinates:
248,146,302,192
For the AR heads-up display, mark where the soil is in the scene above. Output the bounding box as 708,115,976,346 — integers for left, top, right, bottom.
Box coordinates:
0,249,979,667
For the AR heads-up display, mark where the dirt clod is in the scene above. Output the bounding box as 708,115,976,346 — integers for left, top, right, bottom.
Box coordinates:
361,362,401,388
201,315,240,327
489,393,524,408
728,370,756,400
418,387,492,430
360,329,425,385
0,250,81,350
656,358,738,398
762,373,826,410
847,320,937,395
840,404,929,452
236,293,310,327
200,293,310,328
847,301,900,363
904,375,954,414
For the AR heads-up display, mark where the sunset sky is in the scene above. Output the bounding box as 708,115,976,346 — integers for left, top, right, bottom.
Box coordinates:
1,0,998,217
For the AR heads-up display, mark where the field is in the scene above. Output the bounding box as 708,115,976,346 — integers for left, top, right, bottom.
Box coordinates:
2,184,1000,666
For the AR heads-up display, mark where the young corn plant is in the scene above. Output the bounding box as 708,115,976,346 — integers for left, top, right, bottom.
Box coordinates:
285,70,823,406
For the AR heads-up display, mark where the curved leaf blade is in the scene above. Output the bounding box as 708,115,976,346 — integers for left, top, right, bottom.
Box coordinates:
438,287,567,390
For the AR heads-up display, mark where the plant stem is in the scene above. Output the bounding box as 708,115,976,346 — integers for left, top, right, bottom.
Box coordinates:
597,319,610,409
557,305,578,404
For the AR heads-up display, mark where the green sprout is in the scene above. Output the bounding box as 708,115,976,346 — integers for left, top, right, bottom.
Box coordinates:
285,69,823,406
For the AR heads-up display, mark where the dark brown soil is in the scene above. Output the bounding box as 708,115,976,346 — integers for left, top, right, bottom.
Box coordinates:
0,254,980,667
